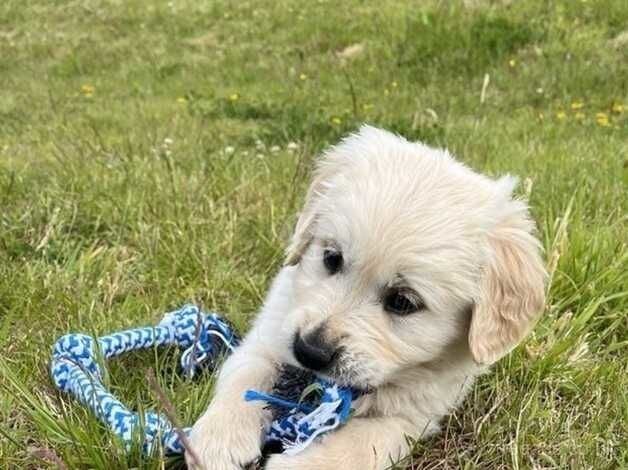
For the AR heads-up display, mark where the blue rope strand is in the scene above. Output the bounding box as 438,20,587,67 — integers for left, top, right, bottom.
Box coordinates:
244,390,315,414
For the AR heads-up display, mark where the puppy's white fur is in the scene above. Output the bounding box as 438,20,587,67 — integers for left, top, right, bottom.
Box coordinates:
188,126,546,470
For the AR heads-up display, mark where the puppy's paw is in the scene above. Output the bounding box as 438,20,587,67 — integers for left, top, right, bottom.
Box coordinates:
264,439,366,470
186,403,264,470
264,449,336,470
264,453,306,470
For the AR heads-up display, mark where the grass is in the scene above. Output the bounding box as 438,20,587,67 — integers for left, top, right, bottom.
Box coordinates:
0,0,626,468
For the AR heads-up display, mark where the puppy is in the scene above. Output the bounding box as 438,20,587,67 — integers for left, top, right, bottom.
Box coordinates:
188,126,546,470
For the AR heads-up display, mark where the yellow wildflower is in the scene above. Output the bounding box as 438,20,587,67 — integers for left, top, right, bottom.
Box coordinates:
384,88,390,96
299,73,308,81
331,117,342,125
362,103,374,111
508,59,516,67
596,112,609,126
176,97,187,104
556,111,567,120
81,84,94,97
391,81,398,88
611,103,624,113
228,93,240,102
571,101,584,110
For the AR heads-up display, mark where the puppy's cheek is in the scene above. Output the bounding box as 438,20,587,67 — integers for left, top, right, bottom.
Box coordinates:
334,352,383,389
343,340,402,381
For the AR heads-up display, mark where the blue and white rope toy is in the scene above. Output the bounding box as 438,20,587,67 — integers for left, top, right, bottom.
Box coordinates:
245,374,354,455
50,305,355,456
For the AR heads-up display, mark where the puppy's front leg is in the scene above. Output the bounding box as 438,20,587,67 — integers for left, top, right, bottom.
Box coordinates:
265,416,417,470
187,339,278,470
188,268,295,469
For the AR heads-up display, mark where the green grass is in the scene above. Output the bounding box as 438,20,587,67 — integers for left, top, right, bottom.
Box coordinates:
1,0,627,468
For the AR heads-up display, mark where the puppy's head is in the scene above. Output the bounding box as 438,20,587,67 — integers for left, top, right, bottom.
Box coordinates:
284,126,546,389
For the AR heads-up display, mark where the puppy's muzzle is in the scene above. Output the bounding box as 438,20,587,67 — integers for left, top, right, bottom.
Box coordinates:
293,326,338,371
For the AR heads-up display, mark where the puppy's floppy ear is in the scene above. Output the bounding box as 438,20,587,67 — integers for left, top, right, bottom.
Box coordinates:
284,164,333,265
469,194,547,365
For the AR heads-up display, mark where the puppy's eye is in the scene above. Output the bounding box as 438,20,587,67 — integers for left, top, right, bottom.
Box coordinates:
323,249,343,274
383,289,423,316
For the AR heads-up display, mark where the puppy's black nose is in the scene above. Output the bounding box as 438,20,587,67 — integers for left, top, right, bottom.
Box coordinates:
293,328,337,371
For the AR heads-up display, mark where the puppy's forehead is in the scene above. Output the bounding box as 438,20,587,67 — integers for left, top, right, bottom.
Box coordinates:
315,127,506,281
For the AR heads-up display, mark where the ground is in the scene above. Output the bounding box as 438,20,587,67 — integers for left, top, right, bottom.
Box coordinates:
0,0,627,468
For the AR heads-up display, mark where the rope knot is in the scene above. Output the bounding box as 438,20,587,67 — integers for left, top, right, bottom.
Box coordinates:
158,304,203,346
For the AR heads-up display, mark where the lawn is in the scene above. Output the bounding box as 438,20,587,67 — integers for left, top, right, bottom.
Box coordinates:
0,0,626,468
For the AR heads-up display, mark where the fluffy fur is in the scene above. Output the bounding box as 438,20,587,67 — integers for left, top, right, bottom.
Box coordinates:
187,126,546,470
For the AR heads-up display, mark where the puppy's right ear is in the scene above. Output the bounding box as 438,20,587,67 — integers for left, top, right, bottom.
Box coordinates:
285,165,331,265
469,198,547,365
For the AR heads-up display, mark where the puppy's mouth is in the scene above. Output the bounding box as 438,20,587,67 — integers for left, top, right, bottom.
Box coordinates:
291,330,374,393
279,362,373,398
292,353,372,393
315,366,374,394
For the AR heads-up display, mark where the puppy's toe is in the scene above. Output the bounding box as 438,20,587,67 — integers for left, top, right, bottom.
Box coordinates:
187,406,263,470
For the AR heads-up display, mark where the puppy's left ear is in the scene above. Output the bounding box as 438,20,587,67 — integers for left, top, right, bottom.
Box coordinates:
284,163,333,266
469,197,547,365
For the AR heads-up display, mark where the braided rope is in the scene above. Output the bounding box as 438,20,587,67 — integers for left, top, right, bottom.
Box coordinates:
50,305,354,455
245,382,354,455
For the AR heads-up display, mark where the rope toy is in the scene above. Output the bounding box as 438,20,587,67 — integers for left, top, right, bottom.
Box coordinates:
50,305,355,455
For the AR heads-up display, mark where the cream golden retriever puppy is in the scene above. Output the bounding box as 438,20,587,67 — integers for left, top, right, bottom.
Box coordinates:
187,125,546,470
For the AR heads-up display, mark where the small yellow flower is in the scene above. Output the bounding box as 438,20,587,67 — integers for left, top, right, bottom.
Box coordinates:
384,88,390,96
574,112,585,120
538,112,544,120
611,103,624,113
81,84,94,97
331,117,342,125
391,81,398,88
176,97,187,104
596,112,609,126
556,111,567,120
508,59,516,67
571,101,584,110
299,73,308,81
228,93,240,102
362,103,374,111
